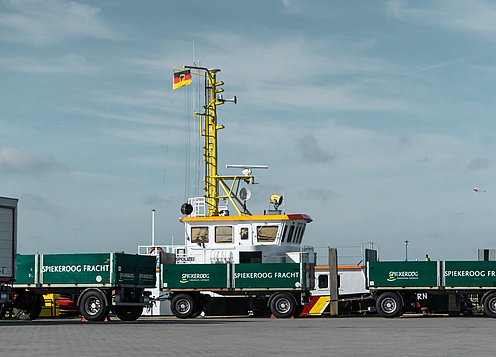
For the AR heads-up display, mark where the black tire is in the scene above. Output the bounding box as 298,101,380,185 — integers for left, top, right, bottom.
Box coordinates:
171,294,197,319
483,292,496,318
80,290,108,322
376,292,403,318
13,293,43,320
270,293,296,318
114,306,143,321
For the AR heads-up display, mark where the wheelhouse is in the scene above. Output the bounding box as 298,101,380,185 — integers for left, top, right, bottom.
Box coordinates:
170,214,312,264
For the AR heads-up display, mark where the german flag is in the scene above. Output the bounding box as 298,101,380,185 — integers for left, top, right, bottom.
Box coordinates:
173,69,192,90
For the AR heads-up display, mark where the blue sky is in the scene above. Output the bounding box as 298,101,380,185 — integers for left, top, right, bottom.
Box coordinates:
1,0,495,261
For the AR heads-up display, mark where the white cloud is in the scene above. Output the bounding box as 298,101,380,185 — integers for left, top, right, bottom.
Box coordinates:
150,32,412,114
281,0,302,14
0,0,116,45
0,54,99,74
0,147,64,175
388,0,496,37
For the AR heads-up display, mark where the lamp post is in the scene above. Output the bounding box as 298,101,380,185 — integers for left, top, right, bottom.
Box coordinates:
404,240,409,261
151,209,156,247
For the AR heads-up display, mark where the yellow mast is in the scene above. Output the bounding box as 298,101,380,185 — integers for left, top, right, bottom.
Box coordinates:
183,65,254,217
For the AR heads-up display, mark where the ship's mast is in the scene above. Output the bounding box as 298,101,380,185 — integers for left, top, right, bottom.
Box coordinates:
184,65,254,217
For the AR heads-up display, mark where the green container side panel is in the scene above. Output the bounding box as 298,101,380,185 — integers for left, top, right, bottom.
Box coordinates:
15,254,36,285
114,253,156,287
368,261,438,288
41,253,112,285
234,263,303,289
162,264,228,289
445,261,496,287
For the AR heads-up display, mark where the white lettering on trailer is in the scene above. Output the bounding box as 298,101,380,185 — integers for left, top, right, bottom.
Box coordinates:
83,264,109,272
274,272,299,279
445,270,486,277
120,273,135,279
233,272,299,279
42,265,82,273
139,273,154,280
387,271,419,282
42,264,110,273
234,272,273,279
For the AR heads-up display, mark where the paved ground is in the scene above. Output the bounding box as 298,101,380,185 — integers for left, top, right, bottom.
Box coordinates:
0,315,495,356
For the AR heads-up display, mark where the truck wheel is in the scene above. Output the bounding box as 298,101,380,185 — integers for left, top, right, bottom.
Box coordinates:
114,306,143,321
483,292,496,318
171,294,197,319
14,293,43,320
80,290,108,322
270,293,296,318
376,292,403,318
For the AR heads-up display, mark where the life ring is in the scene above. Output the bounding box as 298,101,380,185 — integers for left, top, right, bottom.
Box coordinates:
149,247,164,254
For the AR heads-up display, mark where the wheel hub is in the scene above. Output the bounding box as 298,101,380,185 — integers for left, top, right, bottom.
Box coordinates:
87,298,101,315
177,300,191,314
382,298,396,313
276,299,291,314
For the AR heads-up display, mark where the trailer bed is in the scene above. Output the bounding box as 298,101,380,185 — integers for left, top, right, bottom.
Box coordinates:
367,261,496,290
14,253,156,288
162,262,311,291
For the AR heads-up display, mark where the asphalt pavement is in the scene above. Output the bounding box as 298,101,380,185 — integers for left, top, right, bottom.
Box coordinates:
0,315,494,356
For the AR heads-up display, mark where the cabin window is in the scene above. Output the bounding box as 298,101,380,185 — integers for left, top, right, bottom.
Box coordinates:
256,225,279,243
191,226,209,244
299,224,306,243
295,225,302,243
240,227,249,240
281,225,288,242
215,226,233,243
287,225,295,243
297,224,304,243
318,274,328,289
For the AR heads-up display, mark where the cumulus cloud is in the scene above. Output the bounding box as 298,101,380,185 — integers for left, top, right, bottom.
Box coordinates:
0,0,116,45
0,147,64,175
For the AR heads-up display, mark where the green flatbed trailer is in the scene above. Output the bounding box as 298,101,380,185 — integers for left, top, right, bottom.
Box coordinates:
161,262,314,318
12,253,156,321
367,261,496,318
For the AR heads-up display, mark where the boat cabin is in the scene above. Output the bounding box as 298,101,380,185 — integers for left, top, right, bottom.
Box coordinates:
173,214,312,264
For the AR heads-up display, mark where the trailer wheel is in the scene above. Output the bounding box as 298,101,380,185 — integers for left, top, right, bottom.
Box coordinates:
376,292,403,318
114,306,143,321
13,293,43,320
171,294,197,319
80,289,108,322
483,292,496,318
270,293,296,318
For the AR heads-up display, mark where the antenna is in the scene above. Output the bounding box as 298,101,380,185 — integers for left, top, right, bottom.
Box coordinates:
226,164,269,176
217,94,237,104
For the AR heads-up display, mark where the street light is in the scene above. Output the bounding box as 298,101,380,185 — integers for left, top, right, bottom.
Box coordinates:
404,240,409,261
